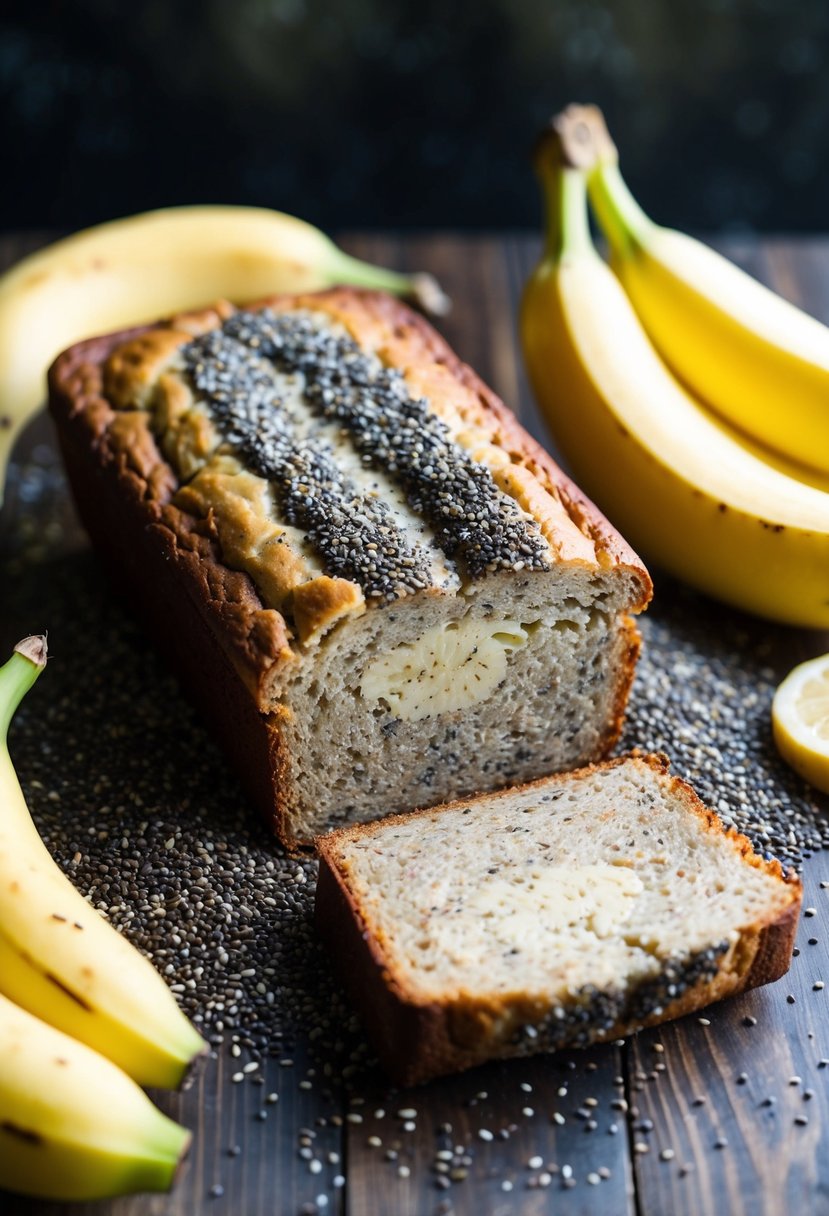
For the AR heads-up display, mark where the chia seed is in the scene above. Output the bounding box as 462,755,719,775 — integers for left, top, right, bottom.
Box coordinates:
182,330,432,601
218,309,550,579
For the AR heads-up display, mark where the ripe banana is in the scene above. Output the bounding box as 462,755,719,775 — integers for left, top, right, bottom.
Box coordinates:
0,636,205,1087
577,105,829,476
520,117,829,629
0,991,189,1200
0,204,449,506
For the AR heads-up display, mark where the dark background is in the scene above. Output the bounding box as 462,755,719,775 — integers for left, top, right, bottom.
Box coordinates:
1,0,828,235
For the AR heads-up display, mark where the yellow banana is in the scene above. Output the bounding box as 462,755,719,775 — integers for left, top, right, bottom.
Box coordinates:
520,117,829,629
577,105,829,476
0,204,449,506
0,992,189,1200
0,637,205,1087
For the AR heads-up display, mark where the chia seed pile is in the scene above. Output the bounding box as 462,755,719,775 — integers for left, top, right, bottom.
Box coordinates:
3,440,829,1214
182,309,550,599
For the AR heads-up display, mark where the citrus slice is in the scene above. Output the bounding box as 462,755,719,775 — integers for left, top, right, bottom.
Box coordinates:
772,653,829,794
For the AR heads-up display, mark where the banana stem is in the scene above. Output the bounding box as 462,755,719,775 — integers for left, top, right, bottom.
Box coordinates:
588,162,655,256
0,637,47,741
328,251,451,316
540,163,597,263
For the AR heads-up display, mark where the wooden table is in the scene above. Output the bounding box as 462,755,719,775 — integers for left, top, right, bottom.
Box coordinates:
1,232,829,1216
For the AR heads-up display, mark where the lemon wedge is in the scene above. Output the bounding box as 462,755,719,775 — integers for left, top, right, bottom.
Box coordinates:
772,654,829,794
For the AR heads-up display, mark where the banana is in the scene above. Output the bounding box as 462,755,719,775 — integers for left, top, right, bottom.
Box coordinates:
0,636,206,1088
577,104,829,476
359,618,531,721
0,204,449,506
0,992,189,1200
520,116,829,629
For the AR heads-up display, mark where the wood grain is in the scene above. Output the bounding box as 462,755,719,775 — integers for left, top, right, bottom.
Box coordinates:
1,232,829,1216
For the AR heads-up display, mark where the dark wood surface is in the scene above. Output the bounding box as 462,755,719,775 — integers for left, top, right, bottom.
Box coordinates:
1,231,829,1216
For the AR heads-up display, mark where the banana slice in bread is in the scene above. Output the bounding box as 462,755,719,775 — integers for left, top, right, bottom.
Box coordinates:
359,618,532,721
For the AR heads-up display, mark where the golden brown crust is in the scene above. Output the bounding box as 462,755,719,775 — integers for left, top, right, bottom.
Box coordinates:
48,327,297,736
315,753,801,1085
103,329,191,410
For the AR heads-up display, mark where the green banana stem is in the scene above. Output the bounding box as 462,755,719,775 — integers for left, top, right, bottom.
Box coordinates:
534,135,598,264
588,161,656,256
0,637,46,742
327,248,451,316
554,170,597,261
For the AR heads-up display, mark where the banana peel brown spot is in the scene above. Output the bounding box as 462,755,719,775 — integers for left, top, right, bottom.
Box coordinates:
1,1121,43,1145
45,972,93,1011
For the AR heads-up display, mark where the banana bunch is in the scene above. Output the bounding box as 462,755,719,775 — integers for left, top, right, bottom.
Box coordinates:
0,637,201,1199
521,106,829,629
0,204,449,507
585,109,829,476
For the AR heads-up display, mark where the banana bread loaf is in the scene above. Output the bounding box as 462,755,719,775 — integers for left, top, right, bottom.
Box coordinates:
48,289,651,846
315,753,801,1085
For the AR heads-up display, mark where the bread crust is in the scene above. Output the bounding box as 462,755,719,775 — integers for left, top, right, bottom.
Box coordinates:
315,753,801,1085
48,290,652,846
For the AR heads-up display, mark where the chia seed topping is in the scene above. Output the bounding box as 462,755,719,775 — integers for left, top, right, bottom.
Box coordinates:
220,308,551,578
181,330,432,600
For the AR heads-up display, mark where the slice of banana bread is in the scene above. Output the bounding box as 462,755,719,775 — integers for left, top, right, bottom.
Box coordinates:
49,289,650,846
315,753,801,1085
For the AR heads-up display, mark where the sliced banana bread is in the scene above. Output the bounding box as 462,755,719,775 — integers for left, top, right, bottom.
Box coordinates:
49,289,650,846
315,753,801,1085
